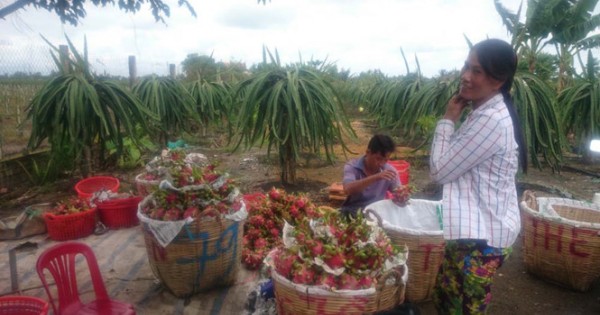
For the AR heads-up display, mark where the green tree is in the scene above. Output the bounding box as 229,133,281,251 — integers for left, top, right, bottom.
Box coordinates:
543,0,600,91
181,54,219,82
0,0,196,26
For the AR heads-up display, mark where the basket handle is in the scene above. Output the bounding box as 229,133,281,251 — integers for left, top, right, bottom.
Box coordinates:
522,190,538,211
375,266,405,305
363,208,383,228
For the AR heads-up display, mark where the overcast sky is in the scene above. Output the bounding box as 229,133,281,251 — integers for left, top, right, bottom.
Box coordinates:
0,0,583,77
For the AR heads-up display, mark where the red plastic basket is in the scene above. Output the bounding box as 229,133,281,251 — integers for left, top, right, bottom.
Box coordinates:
43,208,97,241
389,160,410,185
97,196,143,229
74,176,120,199
0,296,49,315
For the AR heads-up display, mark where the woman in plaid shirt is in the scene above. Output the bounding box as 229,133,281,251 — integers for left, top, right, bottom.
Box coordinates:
429,39,528,314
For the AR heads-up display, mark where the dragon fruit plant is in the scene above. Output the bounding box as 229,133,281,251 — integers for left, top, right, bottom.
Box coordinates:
241,187,321,270
271,210,407,290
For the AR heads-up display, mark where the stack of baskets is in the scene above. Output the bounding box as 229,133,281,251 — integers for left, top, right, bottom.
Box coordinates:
520,190,600,291
365,199,445,302
0,295,49,315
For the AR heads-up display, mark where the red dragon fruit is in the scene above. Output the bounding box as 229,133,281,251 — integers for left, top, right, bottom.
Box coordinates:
163,207,182,221
339,273,360,290
292,263,316,285
268,187,282,201
324,251,345,270
149,207,165,220
183,206,199,219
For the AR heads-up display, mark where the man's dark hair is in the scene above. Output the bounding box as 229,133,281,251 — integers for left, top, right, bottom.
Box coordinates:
367,134,396,155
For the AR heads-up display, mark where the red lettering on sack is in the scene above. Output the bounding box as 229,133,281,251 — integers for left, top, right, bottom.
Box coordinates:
528,217,596,258
570,228,595,258
544,222,563,252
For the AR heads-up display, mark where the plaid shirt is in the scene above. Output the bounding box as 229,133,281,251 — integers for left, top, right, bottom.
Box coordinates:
430,94,521,248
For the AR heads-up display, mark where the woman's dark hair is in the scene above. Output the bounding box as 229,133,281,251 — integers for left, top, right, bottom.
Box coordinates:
472,39,528,173
368,134,396,155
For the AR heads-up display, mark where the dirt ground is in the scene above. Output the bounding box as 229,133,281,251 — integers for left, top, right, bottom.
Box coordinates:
2,119,600,314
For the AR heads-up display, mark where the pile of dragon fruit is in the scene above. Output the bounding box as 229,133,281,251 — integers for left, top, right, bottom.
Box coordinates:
270,211,406,290
138,148,209,186
241,188,322,270
139,150,242,221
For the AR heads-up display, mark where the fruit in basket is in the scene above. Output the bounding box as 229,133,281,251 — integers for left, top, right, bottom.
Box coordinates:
139,159,243,221
241,188,322,270
270,211,407,290
390,184,416,207
49,197,94,215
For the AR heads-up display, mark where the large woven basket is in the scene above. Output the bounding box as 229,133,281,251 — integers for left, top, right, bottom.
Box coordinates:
139,201,244,298
365,199,444,302
520,190,600,291
272,266,406,315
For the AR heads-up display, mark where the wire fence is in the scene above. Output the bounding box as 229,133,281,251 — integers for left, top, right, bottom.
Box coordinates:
0,42,175,77
0,41,180,160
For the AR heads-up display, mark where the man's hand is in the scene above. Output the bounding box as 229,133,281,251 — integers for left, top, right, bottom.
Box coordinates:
343,169,396,195
377,169,397,181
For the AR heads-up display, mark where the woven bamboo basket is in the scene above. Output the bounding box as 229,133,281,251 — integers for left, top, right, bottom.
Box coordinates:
385,230,444,302
134,173,160,197
365,199,445,303
272,265,406,315
520,190,600,291
139,198,244,298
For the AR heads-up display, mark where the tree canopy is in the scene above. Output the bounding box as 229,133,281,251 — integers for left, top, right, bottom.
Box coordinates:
0,0,196,25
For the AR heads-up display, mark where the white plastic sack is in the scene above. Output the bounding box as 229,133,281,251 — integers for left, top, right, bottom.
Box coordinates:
364,199,443,236
137,191,248,248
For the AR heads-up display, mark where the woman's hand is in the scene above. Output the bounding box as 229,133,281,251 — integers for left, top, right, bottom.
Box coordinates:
443,94,468,123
